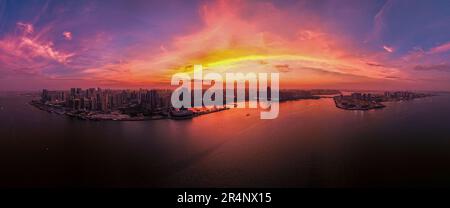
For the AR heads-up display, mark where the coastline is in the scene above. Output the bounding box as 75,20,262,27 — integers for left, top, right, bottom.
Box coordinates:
29,100,229,121
29,95,324,122
333,96,386,111
30,91,436,120
333,93,436,111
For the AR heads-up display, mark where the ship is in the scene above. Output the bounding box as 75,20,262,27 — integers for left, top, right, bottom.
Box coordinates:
170,108,194,120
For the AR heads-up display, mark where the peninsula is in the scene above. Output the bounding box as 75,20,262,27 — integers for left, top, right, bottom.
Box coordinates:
333,91,434,110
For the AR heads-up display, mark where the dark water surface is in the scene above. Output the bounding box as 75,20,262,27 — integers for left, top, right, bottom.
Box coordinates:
1,92,450,187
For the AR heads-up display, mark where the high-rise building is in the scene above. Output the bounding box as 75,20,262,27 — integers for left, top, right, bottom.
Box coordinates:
42,89,49,102
70,88,76,98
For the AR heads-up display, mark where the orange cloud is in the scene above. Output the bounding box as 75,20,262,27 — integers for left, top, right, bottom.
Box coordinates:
135,0,402,87
66,0,404,89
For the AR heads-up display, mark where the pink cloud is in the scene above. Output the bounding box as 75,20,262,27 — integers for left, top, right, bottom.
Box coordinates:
63,31,72,40
383,45,394,53
0,0,416,90
429,42,450,54
366,0,393,42
108,0,402,87
0,22,75,76
20,37,74,63
16,22,34,34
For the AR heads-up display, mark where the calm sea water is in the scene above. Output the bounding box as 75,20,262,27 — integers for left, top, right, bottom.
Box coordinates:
1,92,450,187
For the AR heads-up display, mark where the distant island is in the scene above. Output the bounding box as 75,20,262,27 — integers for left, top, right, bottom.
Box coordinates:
333,91,434,110
30,88,337,121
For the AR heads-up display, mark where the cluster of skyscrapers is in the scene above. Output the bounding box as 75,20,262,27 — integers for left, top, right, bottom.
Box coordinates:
41,88,172,112
347,91,428,102
383,91,423,100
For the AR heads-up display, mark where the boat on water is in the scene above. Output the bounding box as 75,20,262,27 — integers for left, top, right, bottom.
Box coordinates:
170,108,194,120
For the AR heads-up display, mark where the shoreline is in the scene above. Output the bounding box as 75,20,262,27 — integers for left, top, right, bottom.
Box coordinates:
29,100,229,121
333,94,436,111
29,95,322,121
30,92,435,120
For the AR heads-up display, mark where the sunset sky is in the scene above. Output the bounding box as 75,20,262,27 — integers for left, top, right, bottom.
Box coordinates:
0,0,449,91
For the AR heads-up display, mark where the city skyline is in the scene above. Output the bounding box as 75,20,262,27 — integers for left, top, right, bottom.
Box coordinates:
0,0,450,91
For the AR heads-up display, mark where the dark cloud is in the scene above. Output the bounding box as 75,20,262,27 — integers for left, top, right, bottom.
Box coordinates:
298,66,375,80
384,75,400,79
413,64,450,72
274,64,291,73
366,62,385,67
259,60,268,65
